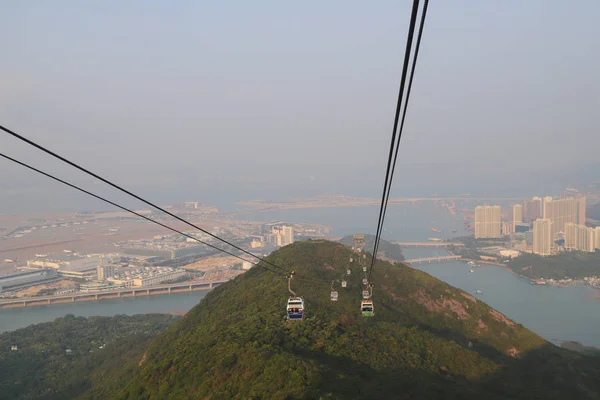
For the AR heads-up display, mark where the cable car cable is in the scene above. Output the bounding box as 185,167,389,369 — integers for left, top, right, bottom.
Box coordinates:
0,152,289,278
369,0,429,283
369,0,420,274
370,0,429,285
0,124,310,279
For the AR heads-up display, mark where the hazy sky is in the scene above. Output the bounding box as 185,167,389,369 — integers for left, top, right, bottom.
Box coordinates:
1,1,599,211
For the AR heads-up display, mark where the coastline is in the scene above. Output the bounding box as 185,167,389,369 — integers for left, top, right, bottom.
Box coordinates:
443,249,589,289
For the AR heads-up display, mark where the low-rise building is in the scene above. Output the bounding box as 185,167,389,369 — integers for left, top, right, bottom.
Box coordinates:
79,281,115,292
499,249,520,258
132,270,188,287
0,269,60,293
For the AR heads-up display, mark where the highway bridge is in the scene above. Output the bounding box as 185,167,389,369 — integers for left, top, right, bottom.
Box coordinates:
404,255,462,264
0,279,228,309
393,241,464,247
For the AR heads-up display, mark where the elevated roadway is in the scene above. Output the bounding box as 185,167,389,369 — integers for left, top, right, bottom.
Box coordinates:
403,255,462,264
393,241,464,247
0,279,228,309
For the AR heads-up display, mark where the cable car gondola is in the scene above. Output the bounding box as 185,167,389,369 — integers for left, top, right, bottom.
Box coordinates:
362,266,367,273
341,280,347,288
330,281,339,301
347,269,351,275
287,272,304,320
287,297,304,320
361,300,374,317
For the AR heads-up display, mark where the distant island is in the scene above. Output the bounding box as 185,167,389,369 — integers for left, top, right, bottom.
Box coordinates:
506,251,600,280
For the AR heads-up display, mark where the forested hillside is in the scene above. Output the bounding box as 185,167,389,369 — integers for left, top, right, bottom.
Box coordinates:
85,240,600,399
0,314,178,400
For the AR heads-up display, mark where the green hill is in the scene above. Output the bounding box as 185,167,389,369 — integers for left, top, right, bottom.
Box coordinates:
83,240,600,399
0,314,178,400
339,234,405,261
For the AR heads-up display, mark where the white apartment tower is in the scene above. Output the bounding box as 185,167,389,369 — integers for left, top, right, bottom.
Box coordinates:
273,225,294,247
578,196,586,225
281,226,294,246
564,223,596,252
512,204,523,231
533,218,553,256
543,196,585,236
474,205,502,239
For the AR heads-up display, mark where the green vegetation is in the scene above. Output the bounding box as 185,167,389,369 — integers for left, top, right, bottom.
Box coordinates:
339,234,404,261
0,314,178,400
506,251,600,279
81,241,599,399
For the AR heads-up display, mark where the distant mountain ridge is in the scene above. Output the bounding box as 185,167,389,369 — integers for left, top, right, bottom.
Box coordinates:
339,234,405,261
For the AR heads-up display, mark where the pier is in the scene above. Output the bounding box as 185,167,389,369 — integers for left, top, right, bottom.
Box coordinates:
0,279,227,309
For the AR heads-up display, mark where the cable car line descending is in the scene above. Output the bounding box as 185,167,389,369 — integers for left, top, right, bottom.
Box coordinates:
0,124,307,280
0,152,291,279
368,0,429,284
369,0,420,272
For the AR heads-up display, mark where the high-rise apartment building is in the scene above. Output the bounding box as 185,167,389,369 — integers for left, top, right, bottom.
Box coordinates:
578,196,586,225
542,196,585,236
596,227,600,250
97,265,115,281
474,205,502,239
533,218,553,256
272,226,294,247
502,221,514,235
512,204,523,231
281,226,294,246
564,223,596,252
523,197,542,222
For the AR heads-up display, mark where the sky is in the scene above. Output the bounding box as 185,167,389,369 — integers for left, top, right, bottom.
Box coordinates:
1,1,600,212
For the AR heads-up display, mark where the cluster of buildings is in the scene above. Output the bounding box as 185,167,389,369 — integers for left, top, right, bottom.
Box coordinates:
1,251,192,295
81,265,188,291
250,225,295,248
26,254,117,279
474,194,599,257
120,234,210,260
0,269,60,293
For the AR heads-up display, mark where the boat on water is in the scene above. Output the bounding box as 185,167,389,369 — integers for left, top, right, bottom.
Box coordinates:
452,230,457,233
428,238,443,242
470,269,474,273
474,289,483,294
530,280,547,285
431,228,441,233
